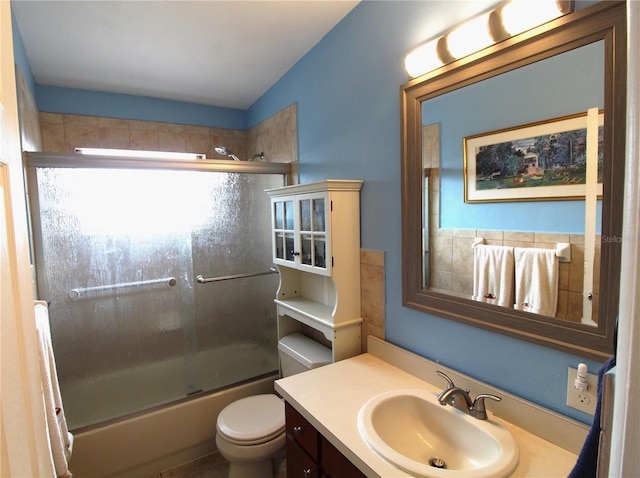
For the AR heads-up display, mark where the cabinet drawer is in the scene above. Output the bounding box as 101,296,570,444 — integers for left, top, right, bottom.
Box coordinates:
321,436,366,478
286,402,319,460
286,435,319,478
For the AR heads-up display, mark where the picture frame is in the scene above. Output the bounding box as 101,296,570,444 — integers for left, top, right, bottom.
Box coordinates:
464,111,604,203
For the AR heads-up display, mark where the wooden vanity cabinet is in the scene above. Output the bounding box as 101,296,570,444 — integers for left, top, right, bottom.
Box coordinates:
285,402,365,478
321,437,366,478
286,437,319,478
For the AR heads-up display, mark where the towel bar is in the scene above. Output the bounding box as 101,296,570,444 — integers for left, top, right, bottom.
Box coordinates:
68,277,176,300
473,239,571,263
196,267,278,284
556,243,571,263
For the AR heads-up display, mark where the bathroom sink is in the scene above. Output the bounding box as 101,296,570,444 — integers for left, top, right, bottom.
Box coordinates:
357,389,519,478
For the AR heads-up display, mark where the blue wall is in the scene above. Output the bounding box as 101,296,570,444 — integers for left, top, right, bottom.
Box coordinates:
13,0,604,424
425,42,604,233
35,85,247,130
249,0,604,424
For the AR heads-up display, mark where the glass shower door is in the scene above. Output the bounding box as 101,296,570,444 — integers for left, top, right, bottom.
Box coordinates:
187,173,281,395
32,166,283,429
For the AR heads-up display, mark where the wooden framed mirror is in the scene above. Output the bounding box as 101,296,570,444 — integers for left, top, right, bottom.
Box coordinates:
401,1,626,361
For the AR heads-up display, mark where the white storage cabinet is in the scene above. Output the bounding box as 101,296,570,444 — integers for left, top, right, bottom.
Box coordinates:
266,180,363,362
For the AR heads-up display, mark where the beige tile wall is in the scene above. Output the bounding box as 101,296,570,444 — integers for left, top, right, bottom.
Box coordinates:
430,227,600,323
360,250,385,352
247,104,298,164
39,110,250,158
38,104,298,169
16,70,42,152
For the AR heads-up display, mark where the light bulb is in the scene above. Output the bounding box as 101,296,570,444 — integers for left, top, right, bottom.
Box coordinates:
446,13,494,60
75,148,205,160
500,0,564,37
405,38,443,78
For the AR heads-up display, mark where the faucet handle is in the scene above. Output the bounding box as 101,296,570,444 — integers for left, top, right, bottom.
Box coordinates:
471,394,502,420
436,370,456,389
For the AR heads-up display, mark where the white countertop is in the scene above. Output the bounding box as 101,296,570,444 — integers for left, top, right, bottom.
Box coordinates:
275,352,578,477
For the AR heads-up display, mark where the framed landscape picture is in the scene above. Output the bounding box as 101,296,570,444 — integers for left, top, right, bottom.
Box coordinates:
464,111,604,203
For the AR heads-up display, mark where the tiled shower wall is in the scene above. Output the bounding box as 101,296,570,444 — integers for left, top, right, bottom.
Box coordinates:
38,104,298,167
247,105,298,165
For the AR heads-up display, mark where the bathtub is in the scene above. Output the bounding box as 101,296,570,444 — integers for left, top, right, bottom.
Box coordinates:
68,374,277,478
63,342,278,429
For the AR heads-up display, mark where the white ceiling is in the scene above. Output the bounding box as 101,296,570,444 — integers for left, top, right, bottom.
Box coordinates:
12,1,359,110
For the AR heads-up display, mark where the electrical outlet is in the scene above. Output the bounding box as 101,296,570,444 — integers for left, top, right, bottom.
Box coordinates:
567,367,597,415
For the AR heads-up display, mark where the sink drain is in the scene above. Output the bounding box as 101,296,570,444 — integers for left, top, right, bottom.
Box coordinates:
429,458,447,469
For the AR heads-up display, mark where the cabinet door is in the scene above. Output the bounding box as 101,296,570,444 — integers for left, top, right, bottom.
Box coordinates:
272,196,296,266
321,437,367,478
297,192,330,276
286,436,319,478
271,192,331,276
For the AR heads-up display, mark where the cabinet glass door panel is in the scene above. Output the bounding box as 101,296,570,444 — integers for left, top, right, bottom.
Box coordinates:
301,234,313,266
284,200,294,230
285,233,295,262
274,199,294,231
275,232,285,260
300,235,327,269
273,198,296,266
314,237,327,269
274,201,284,229
313,199,325,232
300,199,312,231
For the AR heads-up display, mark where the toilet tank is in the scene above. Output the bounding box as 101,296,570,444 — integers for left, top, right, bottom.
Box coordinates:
277,333,332,377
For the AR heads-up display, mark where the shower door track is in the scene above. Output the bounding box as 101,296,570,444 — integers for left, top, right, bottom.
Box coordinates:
25,152,292,176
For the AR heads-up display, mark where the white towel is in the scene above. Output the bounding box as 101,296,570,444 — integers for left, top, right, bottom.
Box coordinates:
34,302,73,478
514,248,559,316
472,244,515,307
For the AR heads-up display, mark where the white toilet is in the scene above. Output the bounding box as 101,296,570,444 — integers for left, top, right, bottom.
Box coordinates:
215,333,332,478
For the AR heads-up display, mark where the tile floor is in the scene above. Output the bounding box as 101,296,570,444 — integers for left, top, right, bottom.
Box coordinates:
151,453,229,478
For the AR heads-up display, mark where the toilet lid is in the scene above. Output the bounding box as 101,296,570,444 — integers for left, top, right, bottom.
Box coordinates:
216,394,285,445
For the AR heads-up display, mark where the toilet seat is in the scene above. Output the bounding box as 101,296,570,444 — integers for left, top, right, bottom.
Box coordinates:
216,394,285,446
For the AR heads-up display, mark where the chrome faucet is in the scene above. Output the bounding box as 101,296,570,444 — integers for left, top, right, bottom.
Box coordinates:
436,371,502,420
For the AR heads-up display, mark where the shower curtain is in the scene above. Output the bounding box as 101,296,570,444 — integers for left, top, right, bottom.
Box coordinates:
29,162,286,429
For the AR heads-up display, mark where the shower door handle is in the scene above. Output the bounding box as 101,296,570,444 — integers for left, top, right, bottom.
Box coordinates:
196,267,278,284
68,276,177,300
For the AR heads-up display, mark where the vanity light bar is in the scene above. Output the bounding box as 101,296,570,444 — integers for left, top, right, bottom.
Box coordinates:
405,0,574,79
75,148,206,160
